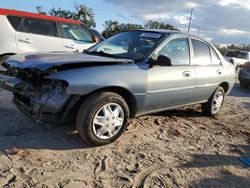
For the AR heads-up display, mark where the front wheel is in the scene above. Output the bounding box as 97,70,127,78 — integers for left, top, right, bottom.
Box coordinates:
76,92,130,146
202,86,225,117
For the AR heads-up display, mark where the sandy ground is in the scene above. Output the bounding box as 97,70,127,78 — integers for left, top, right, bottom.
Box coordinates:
0,84,249,188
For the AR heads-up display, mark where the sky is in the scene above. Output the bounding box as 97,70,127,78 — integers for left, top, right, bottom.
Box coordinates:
0,0,250,45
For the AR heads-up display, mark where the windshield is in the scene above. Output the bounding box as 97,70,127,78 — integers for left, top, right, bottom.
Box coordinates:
226,51,248,60
87,31,163,60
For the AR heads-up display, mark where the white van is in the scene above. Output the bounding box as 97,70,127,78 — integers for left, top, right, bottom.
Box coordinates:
0,8,98,64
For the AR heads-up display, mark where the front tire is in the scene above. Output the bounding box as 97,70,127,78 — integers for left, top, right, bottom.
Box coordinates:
202,86,225,117
76,91,129,146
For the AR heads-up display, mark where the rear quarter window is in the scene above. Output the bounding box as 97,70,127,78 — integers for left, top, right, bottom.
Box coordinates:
61,23,93,43
7,15,22,31
211,48,221,65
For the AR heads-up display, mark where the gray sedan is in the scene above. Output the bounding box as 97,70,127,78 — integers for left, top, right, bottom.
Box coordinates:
0,30,235,145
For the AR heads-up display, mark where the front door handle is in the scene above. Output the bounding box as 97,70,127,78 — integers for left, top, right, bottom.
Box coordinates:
65,45,78,52
183,71,191,77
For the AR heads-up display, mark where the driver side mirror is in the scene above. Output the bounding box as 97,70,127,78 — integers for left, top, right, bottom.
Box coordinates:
149,54,172,67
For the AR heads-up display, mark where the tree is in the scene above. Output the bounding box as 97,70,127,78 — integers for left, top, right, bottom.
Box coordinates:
36,6,46,15
102,20,143,38
144,20,179,30
215,44,228,55
102,20,178,38
49,4,96,28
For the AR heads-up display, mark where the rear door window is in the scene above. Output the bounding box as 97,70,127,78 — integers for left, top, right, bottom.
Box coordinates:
7,15,22,31
61,23,93,43
192,39,212,65
22,18,58,37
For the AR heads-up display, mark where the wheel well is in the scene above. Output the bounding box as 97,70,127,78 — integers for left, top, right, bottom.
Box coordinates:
80,87,137,118
0,53,16,63
0,53,16,59
219,82,229,93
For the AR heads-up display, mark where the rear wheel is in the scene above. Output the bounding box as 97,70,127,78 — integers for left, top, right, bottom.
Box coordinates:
202,86,225,117
76,91,129,146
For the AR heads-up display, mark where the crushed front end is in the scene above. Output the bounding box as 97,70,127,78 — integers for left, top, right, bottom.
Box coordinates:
0,65,75,123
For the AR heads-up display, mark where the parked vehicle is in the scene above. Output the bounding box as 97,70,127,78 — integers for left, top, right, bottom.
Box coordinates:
239,61,250,88
0,8,98,64
224,50,250,74
0,30,235,146
90,28,105,42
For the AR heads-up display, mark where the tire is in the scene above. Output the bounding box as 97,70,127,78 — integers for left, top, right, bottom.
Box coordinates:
202,86,225,117
76,91,130,146
240,81,248,89
235,66,241,78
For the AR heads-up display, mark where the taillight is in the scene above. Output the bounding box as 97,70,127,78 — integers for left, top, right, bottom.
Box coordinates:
92,35,99,43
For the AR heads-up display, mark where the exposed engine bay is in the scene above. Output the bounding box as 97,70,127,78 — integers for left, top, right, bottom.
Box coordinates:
2,67,72,122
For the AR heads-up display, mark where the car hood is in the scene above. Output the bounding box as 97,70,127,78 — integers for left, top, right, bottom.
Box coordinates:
4,52,133,71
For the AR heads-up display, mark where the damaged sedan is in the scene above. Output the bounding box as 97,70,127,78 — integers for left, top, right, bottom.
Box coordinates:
0,30,235,145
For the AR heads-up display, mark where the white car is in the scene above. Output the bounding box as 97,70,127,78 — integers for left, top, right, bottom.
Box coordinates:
224,50,250,74
0,8,98,64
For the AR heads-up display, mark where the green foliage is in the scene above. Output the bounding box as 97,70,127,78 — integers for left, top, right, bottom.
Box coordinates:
144,20,179,30
49,4,96,28
102,20,144,38
102,20,179,38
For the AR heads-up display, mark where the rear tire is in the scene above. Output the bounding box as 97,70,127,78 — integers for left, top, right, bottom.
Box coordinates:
76,91,129,146
202,86,225,117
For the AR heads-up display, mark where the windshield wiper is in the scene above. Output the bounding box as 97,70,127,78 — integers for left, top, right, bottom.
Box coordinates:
83,50,118,58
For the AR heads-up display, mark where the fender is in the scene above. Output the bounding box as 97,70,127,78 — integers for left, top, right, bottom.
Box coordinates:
45,63,148,96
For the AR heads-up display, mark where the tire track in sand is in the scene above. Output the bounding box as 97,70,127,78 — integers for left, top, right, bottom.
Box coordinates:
0,151,13,175
132,161,177,188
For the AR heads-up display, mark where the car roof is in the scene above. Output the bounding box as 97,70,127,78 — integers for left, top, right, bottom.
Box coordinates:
0,8,81,25
130,29,203,38
131,29,185,35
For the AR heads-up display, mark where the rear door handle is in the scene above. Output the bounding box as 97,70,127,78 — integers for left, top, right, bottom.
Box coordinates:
183,71,191,77
18,38,33,43
217,70,222,75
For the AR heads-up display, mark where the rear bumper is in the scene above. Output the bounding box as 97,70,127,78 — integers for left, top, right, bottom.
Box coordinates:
239,69,250,83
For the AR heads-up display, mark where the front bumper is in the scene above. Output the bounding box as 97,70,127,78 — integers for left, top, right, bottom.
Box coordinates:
13,96,62,123
0,74,78,123
0,74,24,92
